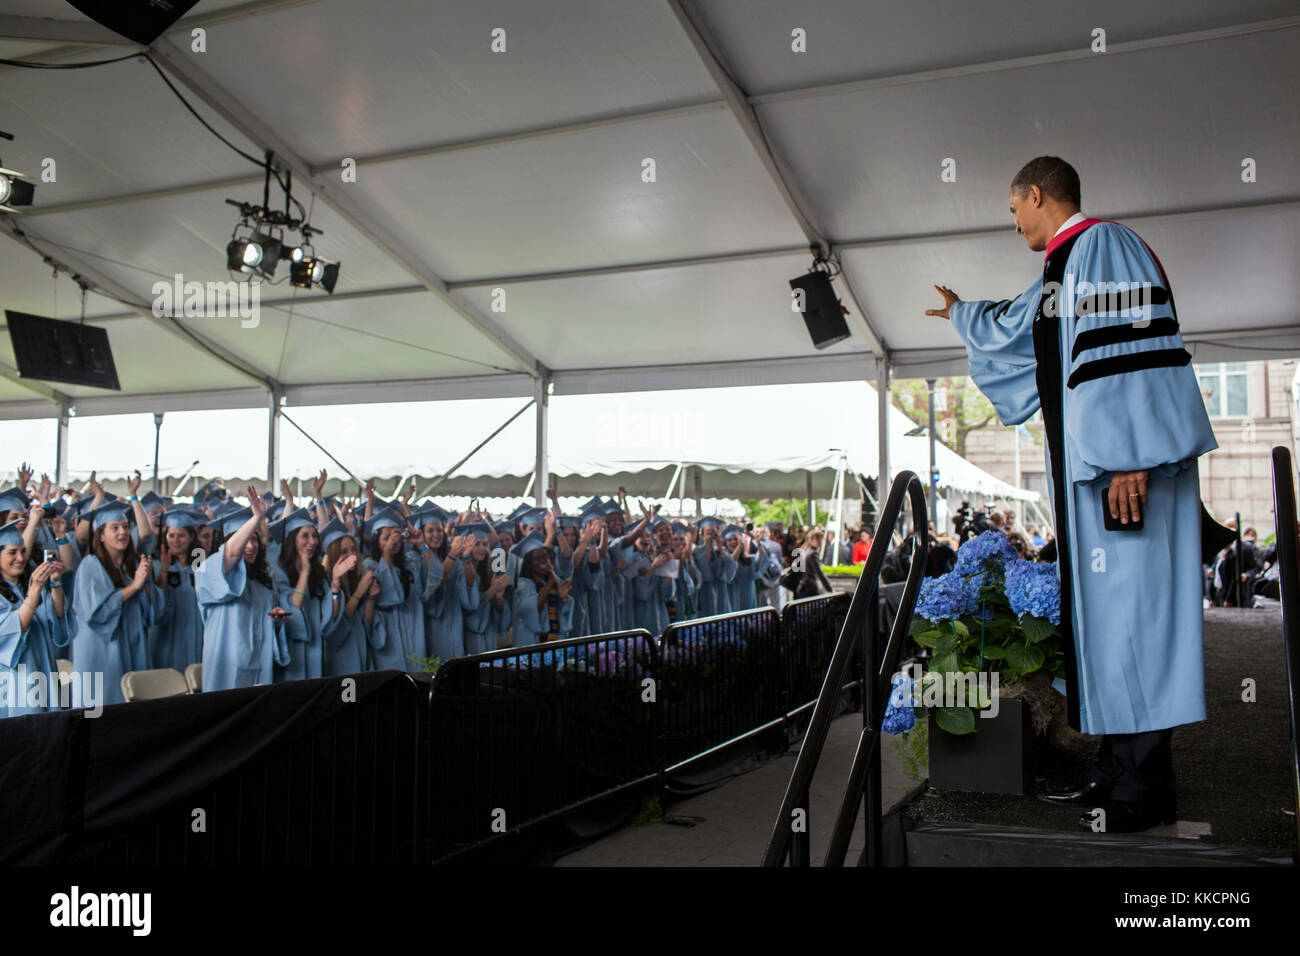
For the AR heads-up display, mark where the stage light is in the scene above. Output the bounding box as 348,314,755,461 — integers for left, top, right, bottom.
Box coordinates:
226,229,282,278
0,163,36,213
289,252,340,293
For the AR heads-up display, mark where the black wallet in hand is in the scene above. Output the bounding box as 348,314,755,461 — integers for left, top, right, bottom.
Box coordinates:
1101,484,1144,531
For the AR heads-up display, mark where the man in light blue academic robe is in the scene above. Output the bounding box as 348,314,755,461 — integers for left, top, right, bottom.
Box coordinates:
928,156,1217,833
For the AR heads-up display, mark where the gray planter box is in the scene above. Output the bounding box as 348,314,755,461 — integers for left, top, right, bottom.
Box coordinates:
927,697,1033,796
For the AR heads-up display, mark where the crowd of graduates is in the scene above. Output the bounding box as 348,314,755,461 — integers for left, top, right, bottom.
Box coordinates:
1,464,797,717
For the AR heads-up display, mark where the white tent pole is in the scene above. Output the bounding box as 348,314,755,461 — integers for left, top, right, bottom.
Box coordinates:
534,371,550,508
54,403,70,489
266,389,282,491
693,467,702,519
833,450,846,562
522,472,535,500
877,356,891,494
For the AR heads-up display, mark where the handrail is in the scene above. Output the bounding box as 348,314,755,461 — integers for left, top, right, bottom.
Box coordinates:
761,470,928,867
1268,446,1300,862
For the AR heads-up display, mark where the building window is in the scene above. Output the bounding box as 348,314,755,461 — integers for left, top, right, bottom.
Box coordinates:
1196,362,1249,417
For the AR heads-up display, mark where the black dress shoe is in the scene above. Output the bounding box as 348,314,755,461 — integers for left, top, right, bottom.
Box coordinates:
1038,779,1110,806
1078,798,1177,833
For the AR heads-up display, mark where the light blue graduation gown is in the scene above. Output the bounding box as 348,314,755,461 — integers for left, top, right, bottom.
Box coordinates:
727,547,768,612
324,580,376,676
196,548,290,691
630,569,673,635
567,552,604,637
511,578,574,648
950,219,1217,734
271,565,337,681
424,557,478,662
71,556,163,706
1,583,73,717
463,571,506,656
693,546,737,617
151,561,203,674
364,550,425,671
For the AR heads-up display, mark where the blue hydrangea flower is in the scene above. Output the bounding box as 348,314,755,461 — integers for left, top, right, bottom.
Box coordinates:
1003,558,1061,626
915,571,978,622
954,530,1018,578
882,672,917,735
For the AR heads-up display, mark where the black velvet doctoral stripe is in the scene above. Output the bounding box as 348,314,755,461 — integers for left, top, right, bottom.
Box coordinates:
1070,315,1180,361
1066,346,1191,389
1075,285,1170,317
1034,233,1084,733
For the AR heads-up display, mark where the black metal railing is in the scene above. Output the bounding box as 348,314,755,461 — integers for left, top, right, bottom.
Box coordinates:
658,607,784,774
427,630,660,863
782,592,855,720
1269,446,1300,862
762,470,929,867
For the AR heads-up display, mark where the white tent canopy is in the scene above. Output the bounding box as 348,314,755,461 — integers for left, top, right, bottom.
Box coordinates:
0,0,1296,421
0,1,1295,510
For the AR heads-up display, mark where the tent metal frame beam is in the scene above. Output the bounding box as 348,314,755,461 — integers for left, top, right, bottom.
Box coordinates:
0,15,137,46
146,39,543,378
446,196,1300,288
6,323,1300,421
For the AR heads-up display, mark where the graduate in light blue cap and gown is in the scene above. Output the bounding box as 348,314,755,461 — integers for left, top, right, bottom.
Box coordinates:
459,523,509,655
71,500,164,706
0,520,72,717
692,517,737,616
196,494,291,691
626,523,673,635
416,508,477,663
318,518,379,676
270,507,342,681
510,531,574,647
723,524,769,613
362,507,425,671
150,507,206,673
563,512,606,638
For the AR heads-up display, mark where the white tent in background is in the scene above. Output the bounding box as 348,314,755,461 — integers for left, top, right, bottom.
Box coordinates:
24,383,1038,514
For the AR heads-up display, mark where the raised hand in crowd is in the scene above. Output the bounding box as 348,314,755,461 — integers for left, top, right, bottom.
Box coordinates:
312,469,328,500
16,461,33,492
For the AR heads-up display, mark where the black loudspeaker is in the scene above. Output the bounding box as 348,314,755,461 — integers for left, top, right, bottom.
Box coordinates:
5,310,121,390
64,0,201,45
789,270,851,350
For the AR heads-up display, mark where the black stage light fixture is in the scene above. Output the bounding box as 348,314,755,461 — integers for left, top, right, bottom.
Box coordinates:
227,230,282,278
289,250,340,293
64,0,201,45
0,162,36,213
789,267,851,350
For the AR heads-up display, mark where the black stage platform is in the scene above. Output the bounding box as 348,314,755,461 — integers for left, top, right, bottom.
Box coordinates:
890,607,1296,866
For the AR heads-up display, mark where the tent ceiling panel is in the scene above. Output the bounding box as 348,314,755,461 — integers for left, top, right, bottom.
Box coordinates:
264,290,526,382
455,253,873,370
695,0,1299,95
342,108,805,281
756,28,1300,243
0,236,126,321
0,58,264,206
842,203,1300,354
197,0,721,163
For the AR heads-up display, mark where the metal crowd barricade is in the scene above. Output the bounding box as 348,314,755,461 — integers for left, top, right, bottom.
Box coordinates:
427,629,659,864
781,592,854,720
657,606,785,776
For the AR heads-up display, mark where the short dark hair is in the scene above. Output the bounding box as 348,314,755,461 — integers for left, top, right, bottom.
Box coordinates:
1010,156,1081,207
